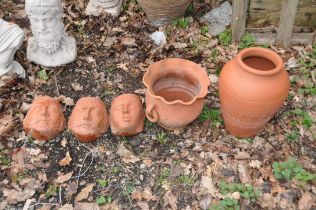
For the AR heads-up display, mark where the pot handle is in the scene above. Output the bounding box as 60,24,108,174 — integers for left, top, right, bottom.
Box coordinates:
146,104,158,123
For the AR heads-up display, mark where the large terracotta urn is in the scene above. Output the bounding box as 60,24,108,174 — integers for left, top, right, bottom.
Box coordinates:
138,0,192,26
219,47,290,137
143,58,210,130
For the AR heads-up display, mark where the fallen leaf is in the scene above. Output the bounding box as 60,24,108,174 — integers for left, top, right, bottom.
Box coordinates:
249,160,262,169
0,114,14,137
173,42,188,49
235,151,251,160
131,191,143,201
59,151,72,166
61,138,67,147
55,172,73,184
58,204,74,210
121,37,137,47
74,202,99,210
86,56,95,63
200,176,217,194
57,95,74,107
137,202,149,210
71,83,83,91
298,192,314,210
163,191,178,210
117,144,140,164
75,183,94,202
117,63,128,71
3,188,35,204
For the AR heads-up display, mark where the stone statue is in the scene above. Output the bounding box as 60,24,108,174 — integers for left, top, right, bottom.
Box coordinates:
23,96,66,141
0,19,25,78
86,0,123,16
25,0,77,67
109,94,145,136
68,97,109,142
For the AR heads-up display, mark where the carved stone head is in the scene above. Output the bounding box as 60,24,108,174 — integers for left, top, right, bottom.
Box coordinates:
23,96,65,140
25,0,65,54
68,97,109,142
110,94,145,136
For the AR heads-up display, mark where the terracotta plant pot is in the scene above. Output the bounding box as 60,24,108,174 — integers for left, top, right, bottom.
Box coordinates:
68,97,109,142
138,0,192,26
143,58,210,130
219,47,290,137
109,94,145,136
23,96,66,141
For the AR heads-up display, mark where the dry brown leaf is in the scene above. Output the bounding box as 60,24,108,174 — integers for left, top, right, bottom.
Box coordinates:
71,83,83,91
0,114,14,137
163,191,178,210
74,202,99,210
238,164,251,183
200,176,217,194
117,144,140,164
117,63,128,71
142,189,157,201
298,192,314,210
137,202,149,210
75,184,94,202
249,160,262,169
173,42,188,49
58,204,74,210
57,95,74,107
235,151,251,160
55,172,73,184
121,37,136,47
131,191,143,201
3,188,35,204
58,151,72,166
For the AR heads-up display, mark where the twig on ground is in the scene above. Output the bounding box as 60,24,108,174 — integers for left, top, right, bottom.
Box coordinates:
54,72,59,95
311,70,316,87
59,185,62,206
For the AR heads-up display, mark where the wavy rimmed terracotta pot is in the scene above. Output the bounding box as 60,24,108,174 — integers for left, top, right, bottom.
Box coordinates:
143,58,210,130
138,0,192,26
219,47,290,137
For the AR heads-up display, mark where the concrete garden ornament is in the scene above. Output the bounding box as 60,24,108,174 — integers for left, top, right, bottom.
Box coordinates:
0,19,25,78
23,96,66,141
110,94,145,136
25,0,77,67
219,47,290,137
68,97,109,142
143,58,210,130
86,0,123,16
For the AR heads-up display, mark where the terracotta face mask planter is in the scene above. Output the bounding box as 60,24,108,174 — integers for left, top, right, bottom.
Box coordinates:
68,97,109,142
110,94,145,136
23,96,66,140
219,47,290,137
143,58,210,130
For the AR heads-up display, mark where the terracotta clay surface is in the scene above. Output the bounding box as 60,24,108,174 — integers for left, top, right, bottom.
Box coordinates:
143,58,210,130
109,94,145,136
23,96,66,141
219,47,290,137
68,97,109,142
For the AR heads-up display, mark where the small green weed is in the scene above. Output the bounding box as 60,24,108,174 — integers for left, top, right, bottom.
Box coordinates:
96,195,112,205
157,168,171,184
219,181,260,202
210,198,240,210
37,68,49,80
272,157,316,185
156,132,168,144
199,107,223,127
96,179,108,187
239,33,255,49
173,18,190,29
111,166,121,174
201,26,209,35
11,173,27,184
45,184,58,197
285,130,300,142
218,29,232,46
123,183,134,195
293,108,313,128
185,3,194,16
175,175,195,186
261,43,270,48
145,119,156,129
0,150,11,166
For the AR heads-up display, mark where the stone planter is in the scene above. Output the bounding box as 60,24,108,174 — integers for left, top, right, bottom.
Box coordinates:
138,0,192,26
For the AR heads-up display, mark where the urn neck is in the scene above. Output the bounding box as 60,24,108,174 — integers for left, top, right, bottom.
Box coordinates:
237,47,283,76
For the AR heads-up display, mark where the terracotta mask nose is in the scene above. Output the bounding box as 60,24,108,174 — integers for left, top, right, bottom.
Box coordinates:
83,108,92,120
